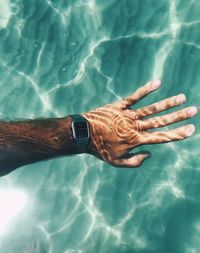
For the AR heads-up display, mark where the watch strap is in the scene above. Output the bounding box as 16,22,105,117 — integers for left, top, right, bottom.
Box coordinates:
70,114,90,154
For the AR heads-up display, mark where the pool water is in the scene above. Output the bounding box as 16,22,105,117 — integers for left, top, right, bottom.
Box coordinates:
0,0,200,252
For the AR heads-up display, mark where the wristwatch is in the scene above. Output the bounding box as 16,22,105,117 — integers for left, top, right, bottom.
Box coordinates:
70,114,90,154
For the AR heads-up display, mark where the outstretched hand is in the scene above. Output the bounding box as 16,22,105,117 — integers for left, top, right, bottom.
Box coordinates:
82,80,198,168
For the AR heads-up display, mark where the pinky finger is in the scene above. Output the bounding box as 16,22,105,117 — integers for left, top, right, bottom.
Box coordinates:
111,152,151,168
142,124,195,145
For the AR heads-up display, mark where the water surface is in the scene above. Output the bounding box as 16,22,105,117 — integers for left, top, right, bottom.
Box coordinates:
0,0,200,252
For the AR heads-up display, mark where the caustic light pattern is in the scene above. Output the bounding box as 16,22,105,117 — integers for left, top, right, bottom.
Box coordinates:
0,0,200,252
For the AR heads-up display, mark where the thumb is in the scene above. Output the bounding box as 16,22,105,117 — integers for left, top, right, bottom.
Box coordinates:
111,151,151,168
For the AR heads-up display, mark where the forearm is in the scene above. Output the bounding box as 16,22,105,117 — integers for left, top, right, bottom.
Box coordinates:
0,116,76,176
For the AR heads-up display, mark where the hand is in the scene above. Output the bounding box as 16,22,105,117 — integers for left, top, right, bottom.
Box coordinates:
82,80,198,168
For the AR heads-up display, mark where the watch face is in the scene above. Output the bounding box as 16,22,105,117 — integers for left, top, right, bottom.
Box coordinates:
73,121,89,139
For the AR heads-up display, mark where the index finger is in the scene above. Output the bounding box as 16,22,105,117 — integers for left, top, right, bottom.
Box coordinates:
116,79,162,109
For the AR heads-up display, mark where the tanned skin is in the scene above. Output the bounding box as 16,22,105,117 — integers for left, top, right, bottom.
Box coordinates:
0,117,75,176
82,80,198,167
0,80,198,176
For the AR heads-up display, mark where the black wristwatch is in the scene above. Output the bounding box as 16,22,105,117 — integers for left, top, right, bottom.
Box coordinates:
70,114,90,154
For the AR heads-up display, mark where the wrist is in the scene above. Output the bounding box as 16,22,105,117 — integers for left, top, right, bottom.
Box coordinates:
81,113,96,155
69,114,91,154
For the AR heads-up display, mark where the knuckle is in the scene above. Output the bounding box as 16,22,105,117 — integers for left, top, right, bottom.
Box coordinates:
177,131,185,140
120,98,130,109
126,96,134,105
176,110,184,120
139,107,148,117
166,98,174,107
159,117,168,127
150,118,160,128
150,105,157,114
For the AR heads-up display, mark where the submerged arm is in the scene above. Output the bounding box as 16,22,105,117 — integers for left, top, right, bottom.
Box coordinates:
0,116,75,176
0,79,198,176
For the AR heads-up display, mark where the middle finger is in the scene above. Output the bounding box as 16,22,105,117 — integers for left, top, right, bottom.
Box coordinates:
135,93,186,118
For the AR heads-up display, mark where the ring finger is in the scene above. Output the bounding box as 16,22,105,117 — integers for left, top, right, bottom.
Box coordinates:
140,106,198,129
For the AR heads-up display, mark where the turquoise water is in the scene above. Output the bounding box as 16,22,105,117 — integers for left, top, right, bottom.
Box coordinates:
0,0,200,252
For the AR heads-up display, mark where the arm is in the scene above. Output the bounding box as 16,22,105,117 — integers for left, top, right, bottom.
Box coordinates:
0,80,198,176
0,116,75,176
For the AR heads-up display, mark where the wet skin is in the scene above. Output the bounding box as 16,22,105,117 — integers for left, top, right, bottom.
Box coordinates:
0,79,198,176
82,80,198,168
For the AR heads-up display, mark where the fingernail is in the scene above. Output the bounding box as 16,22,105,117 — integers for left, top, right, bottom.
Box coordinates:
151,79,161,89
176,94,186,104
143,153,149,158
186,124,195,137
187,106,198,117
